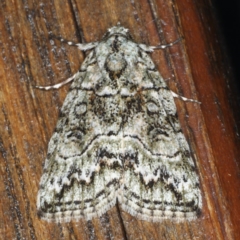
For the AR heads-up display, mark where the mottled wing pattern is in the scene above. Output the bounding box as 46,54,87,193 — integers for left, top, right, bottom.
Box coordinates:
118,60,201,221
37,25,201,222
37,52,123,222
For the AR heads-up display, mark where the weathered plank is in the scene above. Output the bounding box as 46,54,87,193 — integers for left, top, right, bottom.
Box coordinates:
0,0,239,239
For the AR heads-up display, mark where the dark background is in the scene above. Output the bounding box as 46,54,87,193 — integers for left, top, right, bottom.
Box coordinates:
213,1,240,93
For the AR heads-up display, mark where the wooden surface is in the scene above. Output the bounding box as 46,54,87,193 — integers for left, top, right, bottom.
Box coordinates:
0,0,240,239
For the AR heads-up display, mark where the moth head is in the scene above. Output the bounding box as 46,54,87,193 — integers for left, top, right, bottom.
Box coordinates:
102,23,132,39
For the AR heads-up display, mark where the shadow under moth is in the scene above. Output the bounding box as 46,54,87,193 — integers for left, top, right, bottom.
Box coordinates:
36,24,202,222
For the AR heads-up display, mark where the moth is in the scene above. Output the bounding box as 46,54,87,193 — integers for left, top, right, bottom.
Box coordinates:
37,24,202,222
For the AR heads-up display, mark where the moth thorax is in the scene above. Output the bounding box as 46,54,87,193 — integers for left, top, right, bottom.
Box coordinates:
106,53,126,72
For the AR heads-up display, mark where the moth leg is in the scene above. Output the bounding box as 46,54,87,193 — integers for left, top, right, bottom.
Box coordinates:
153,37,182,50
35,36,99,90
35,72,80,90
171,91,200,103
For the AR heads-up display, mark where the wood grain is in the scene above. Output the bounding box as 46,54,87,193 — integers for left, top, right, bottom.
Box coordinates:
0,0,240,239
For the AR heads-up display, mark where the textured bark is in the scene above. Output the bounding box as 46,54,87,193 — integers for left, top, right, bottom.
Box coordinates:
0,0,239,239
